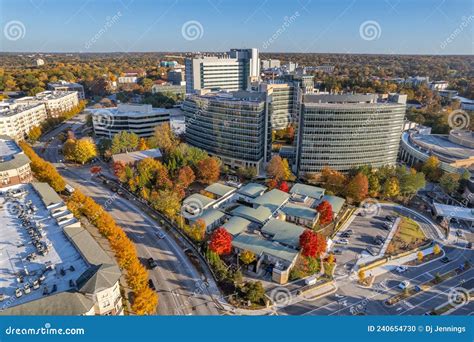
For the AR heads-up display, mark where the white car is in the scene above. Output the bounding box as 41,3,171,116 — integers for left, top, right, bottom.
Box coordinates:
398,280,410,290
395,266,408,273
336,239,349,245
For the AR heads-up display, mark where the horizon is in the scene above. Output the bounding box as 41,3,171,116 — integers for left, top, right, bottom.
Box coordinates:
0,0,473,55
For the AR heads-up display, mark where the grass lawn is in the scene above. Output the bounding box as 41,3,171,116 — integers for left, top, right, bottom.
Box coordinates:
386,217,429,256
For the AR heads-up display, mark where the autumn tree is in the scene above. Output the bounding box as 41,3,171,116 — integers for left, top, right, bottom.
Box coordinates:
73,138,97,164
321,166,347,195
433,244,441,255
62,138,76,160
299,230,327,258
316,200,334,225
346,173,369,202
196,157,220,184
113,161,127,182
176,165,195,189
209,227,232,255
151,123,178,154
187,219,206,242
138,137,148,151
111,131,139,154
150,189,181,219
266,155,293,182
417,251,424,262
28,125,42,141
368,174,381,197
439,172,461,194
383,177,400,198
240,250,256,265
422,156,442,182
278,181,290,192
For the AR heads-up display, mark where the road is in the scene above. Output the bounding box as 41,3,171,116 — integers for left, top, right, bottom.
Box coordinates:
37,114,220,316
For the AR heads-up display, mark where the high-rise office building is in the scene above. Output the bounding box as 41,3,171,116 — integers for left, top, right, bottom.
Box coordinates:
185,48,260,94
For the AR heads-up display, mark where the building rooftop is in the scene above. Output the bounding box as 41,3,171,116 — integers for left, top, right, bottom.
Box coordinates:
31,182,62,207
281,202,318,221
231,205,272,225
251,189,290,212
289,183,325,200
89,104,170,118
433,203,474,222
261,219,305,249
320,195,345,215
111,148,162,165
232,233,298,263
222,216,251,236
0,136,30,172
183,193,215,209
237,183,267,198
189,208,226,228
204,183,237,198
407,132,474,161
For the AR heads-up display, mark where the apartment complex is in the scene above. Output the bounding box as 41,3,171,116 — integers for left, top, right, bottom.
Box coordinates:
296,94,407,175
15,91,79,118
48,80,85,99
0,182,123,315
91,103,170,139
0,101,48,140
0,136,32,187
185,48,260,93
183,91,269,173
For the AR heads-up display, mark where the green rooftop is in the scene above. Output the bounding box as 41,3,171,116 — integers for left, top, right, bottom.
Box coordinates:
290,183,325,200
204,182,236,198
183,193,215,208
252,189,290,212
189,208,226,227
237,183,268,198
222,216,251,236
321,195,345,215
281,202,318,221
261,219,306,249
232,233,299,263
231,205,272,224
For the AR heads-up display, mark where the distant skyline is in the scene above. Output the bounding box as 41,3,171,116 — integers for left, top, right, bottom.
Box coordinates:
0,0,473,55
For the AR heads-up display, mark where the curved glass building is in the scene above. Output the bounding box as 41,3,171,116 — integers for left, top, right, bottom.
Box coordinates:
296,94,407,174
183,91,269,173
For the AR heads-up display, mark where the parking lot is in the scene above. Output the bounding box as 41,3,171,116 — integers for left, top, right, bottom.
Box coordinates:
331,207,398,275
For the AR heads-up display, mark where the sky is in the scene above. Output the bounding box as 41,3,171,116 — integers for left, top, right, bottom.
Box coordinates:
0,0,473,54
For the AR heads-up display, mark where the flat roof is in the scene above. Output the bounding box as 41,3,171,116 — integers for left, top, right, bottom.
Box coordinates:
289,183,325,200
222,216,251,236
0,136,30,172
31,182,62,207
111,148,162,164
231,205,272,224
409,133,474,160
281,202,318,221
237,183,268,198
321,195,345,215
433,202,474,222
252,189,290,212
261,219,306,249
204,183,236,198
232,233,298,263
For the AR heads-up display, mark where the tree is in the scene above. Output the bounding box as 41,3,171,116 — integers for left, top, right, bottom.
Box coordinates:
113,161,127,181
358,270,366,282
138,137,148,151
240,250,256,265
187,219,206,242
321,166,347,195
111,131,139,154
150,189,181,219
433,244,441,255
28,126,42,141
383,177,400,198
152,123,178,155
266,155,293,182
326,253,335,264
417,251,424,262
278,181,290,193
73,138,97,164
196,157,220,184
176,166,195,189
346,173,368,202
316,200,333,225
209,227,232,255
299,230,327,257
422,156,442,182
62,138,76,160
368,173,381,197
241,281,265,304
439,173,461,194
399,168,426,198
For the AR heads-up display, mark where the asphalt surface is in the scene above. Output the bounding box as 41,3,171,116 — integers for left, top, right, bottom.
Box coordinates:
36,114,219,316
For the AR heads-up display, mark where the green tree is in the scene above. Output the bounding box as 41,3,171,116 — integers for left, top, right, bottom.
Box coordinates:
383,177,400,198
111,131,139,154
368,173,381,197
421,156,442,182
439,172,461,194
241,281,265,304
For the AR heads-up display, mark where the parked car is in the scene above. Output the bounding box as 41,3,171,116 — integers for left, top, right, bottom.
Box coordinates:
372,238,383,246
148,279,156,291
340,232,351,238
333,249,343,255
398,280,410,290
336,239,349,245
155,230,166,239
345,230,354,235
147,257,157,269
467,242,472,249
456,230,464,237
366,247,378,256
386,215,396,222
440,256,450,263
395,266,408,273
375,235,386,243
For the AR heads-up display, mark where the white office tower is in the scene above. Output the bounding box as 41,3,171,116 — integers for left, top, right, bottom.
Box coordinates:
185,48,260,94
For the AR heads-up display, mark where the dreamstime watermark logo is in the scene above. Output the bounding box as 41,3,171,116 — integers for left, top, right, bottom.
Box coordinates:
5,200,23,217
93,109,114,129
440,15,474,50
448,109,470,130
5,322,85,336
359,20,381,41
359,198,381,217
3,20,26,41
180,198,203,219
447,287,470,308
181,20,204,41
269,287,292,308
84,11,122,50
262,11,300,50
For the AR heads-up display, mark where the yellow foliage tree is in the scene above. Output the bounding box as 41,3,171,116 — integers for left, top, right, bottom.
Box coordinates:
240,250,256,265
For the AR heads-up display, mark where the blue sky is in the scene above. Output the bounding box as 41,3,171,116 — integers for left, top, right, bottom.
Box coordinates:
0,0,472,54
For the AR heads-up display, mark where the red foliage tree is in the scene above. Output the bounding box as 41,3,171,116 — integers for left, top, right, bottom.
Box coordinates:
113,161,126,179
278,181,290,192
299,230,327,258
209,227,232,255
346,172,369,202
90,165,102,174
316,200,333,225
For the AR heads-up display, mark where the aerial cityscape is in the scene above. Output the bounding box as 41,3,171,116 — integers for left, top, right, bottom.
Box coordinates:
0,0,472,334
